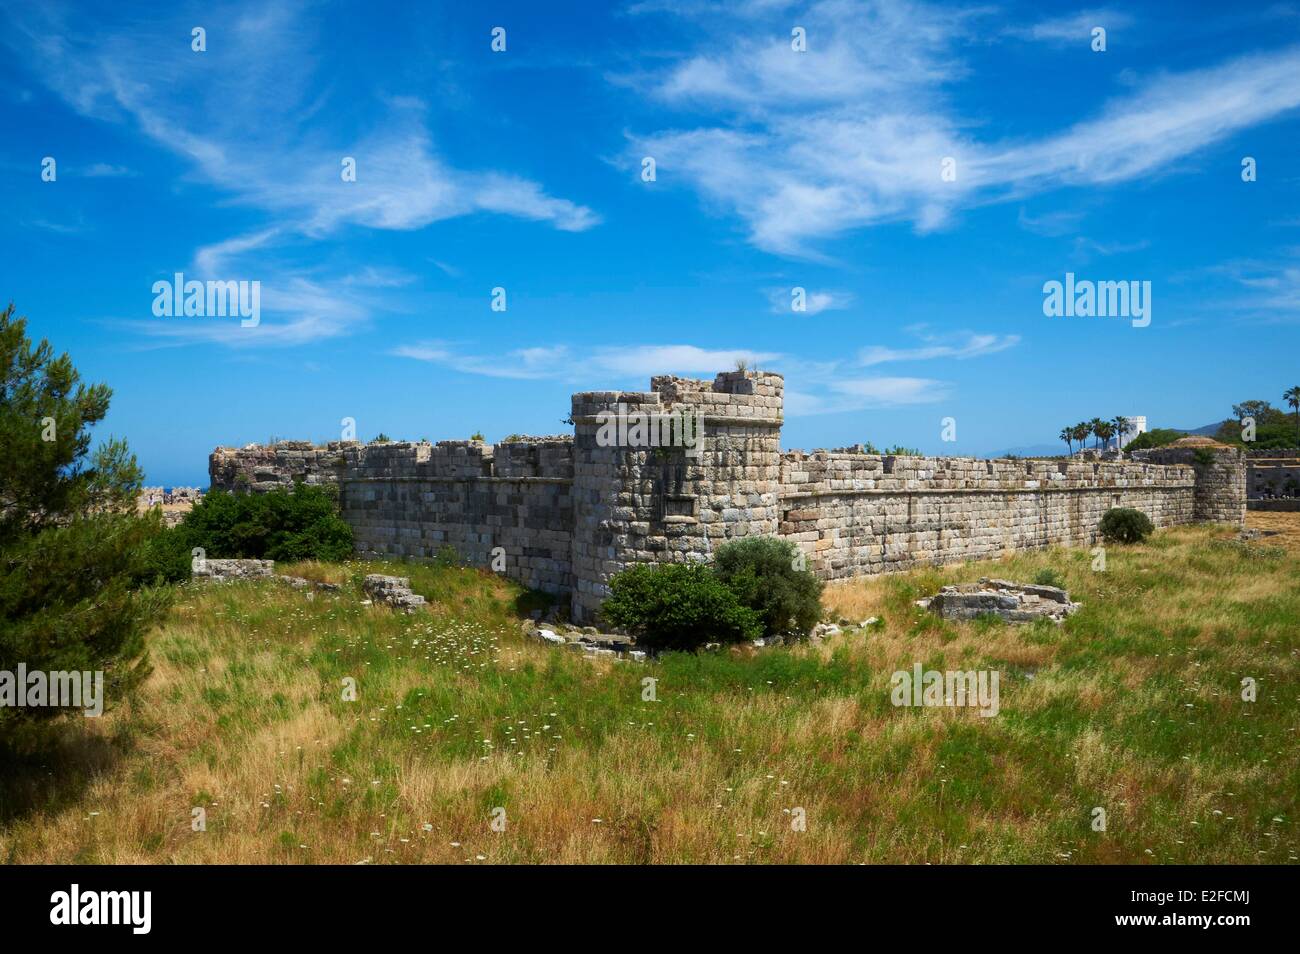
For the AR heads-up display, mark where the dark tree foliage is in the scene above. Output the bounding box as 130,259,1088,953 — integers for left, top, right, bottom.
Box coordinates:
601,562,762,651
1121,428,1186,452
712,536,824,638
174,483,353,563
1099,507,1154,544
0,303,166,737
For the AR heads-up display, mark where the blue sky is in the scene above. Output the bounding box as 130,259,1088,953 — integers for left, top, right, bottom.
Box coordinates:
3,0,1299,485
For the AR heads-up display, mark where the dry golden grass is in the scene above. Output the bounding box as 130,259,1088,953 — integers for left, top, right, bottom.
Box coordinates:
2,527,1297,865
1245,509,1300,554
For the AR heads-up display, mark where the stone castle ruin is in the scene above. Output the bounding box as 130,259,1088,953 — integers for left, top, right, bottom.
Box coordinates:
1245,447,1300,510
209,370,1247,623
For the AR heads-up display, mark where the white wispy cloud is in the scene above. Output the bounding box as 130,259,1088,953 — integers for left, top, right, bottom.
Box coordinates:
1017,207,1086,238
81,162,135,177
126,273,378,349
392,342,780,381
784,376,950,416
1003,10,1133,44
29,216,89,235
628,0,1300,256
392,329,1015,414
192,229,283,276
832,376,949,404
3,1,600,347
391,343,574,379
590,344,781,377
1207,250,1300,320
6,5,599,241
1070,236,1151,263
765,287,853,314
858,331,1020,366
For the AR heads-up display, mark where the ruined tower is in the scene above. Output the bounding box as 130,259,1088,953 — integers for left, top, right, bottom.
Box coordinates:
568,370,784,622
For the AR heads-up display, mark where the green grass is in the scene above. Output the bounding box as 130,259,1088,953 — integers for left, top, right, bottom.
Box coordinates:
1,528,1297,864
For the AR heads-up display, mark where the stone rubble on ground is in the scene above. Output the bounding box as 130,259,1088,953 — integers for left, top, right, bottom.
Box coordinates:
193,559,347,597
519,619,647,661
809,622,841,640
361,574,428,613
277,575,342,591
192,558,276,582
916,578,1081,623
519,613,887,660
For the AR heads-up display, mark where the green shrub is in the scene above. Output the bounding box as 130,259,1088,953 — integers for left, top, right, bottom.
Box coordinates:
1121,428,1186,452
134,521,195,585
861,441,923,456
601,563,762,651
1033,568,1065,589
1099,507,1154,544
712,536,824,638
175,483,353,562
433,544,462,568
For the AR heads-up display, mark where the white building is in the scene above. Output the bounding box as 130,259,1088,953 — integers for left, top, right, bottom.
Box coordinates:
1118,415,1147,449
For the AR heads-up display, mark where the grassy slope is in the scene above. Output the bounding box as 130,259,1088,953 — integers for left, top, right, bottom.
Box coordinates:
1,525,1297,864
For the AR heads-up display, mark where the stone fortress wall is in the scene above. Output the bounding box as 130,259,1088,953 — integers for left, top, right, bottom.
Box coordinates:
210,370,1246,622
780,451,1199,582
1244,447,1300,510
343,437,575,596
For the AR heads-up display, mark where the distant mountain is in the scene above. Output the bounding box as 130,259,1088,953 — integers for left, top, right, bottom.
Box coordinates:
997,421,1223,458
984,421,1228,458
1170,421,1226,437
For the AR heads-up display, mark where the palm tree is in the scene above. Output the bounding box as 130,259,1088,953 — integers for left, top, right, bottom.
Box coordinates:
1059,427,1074,455
1285,386,1300,446
1088,417,1106,449
1095,420,1115,450
1111,415,1130,451
1072,422,1091,452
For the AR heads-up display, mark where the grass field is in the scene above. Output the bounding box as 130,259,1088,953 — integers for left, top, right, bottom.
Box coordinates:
2,517,1297,864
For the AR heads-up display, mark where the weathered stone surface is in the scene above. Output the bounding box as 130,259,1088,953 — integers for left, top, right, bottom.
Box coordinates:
209,441,360,494
918,578,1081,623
1136,440,1246,524
193,558,274,582
277,575,342,592
208,368,1245,624
138,486,204,526
361,575,427,612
